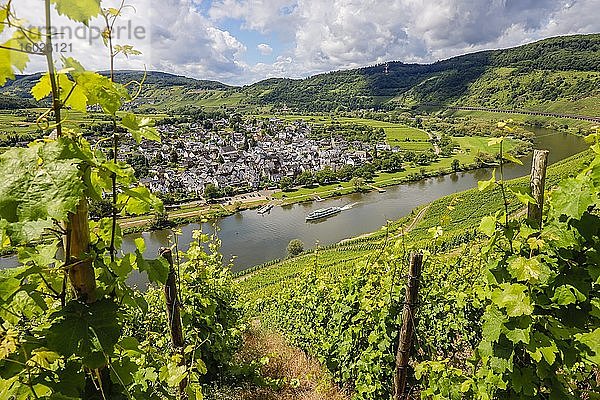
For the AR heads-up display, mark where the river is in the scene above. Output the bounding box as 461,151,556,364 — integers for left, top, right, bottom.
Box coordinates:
0,128,589,284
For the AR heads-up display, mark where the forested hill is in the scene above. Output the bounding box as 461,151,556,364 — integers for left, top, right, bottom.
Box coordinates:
1,34,599,114
243,33,600,112
0,70,231,109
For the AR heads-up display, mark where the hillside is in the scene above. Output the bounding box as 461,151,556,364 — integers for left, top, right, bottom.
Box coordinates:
244,34,600,113
1,34,599,114
0,70,236,111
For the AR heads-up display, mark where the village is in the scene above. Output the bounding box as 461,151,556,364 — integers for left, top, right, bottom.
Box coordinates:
104,117,395,200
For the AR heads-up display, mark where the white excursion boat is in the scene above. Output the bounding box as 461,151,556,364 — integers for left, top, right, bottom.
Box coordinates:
305,206,342,221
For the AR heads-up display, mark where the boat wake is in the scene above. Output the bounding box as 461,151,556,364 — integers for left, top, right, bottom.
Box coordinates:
340,202,359,211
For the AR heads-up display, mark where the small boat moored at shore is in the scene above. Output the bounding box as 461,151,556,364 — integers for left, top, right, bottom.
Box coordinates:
257,204,274,214
306,206,342,221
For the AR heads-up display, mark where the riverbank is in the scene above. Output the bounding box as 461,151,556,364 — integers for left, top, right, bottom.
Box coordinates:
119,143,526,235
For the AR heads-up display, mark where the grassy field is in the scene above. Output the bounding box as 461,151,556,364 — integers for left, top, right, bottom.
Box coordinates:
256,114,430,146
0,109,169,140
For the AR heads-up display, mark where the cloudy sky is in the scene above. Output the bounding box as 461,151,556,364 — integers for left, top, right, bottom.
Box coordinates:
5,0,600,85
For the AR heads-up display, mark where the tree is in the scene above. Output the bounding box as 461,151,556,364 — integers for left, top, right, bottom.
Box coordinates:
316,167,337,185
350,177,365,191
204,183,221,200
287,239,304,257
451,159,460,172
279,176,294,191
296,170,315,187
169,148,179,164
337,165,355,181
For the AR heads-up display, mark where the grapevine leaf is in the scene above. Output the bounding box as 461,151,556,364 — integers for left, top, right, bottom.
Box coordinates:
0,140,84,244
107,7,121,16
527,332,558,365
503,153,523,165
505,326,531,345
121,113,160,143
0,31,35,86
576,328,600,364
135,251,169,285
113,253,133,279
119,186,163,216
478,170,496,192
552,285,586,305
479,215,496,237
51,0,101,24
70,71,129,115
509,189,536,206
481,306,507,352
45,298,121,369
31,73,52,100
159,364,187,387
491,283,533,317
488,137,504,146
0,8,7,34
134,237,146,253
58,74,88,112
549,176,596,220
507,256,551,285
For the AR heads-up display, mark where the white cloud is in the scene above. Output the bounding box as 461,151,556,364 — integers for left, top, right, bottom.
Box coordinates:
4,0,600,86
3,0,248,83
211,0,600,83
257,43,273,55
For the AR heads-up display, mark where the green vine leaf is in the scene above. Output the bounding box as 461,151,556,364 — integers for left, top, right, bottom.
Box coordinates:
0,140,84,245
65,68,129,115
0,8,7,34
491,283,533,317
479,215,497,237
509,189,536,205
0,30,41,86
549,175,596,220
478,170,496,192
51,0,101,24
45,298,121,369
551,285,586,305
507,256,551,285
135,252,169,285
121,113,161,143
576,328,600,364
32,73,88,112
503,153,523,165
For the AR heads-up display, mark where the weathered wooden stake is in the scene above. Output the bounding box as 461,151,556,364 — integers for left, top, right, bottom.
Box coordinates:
527,150,549,228
159,247,187,396
66,198,96,303
393,252,423,400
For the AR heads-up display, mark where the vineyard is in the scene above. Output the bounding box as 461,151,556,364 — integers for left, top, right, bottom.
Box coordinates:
239,141,600,399
0,1,599,400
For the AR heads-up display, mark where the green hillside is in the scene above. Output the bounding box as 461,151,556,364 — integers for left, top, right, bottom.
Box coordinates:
244,34,600,112
2,34,599,115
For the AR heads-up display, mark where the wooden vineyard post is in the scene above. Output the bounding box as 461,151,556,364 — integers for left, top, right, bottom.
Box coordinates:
527,150,549,228
393,252,423,400
159,247,188,396
66,199,96,303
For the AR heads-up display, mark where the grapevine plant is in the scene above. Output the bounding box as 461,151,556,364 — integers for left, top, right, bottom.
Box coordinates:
0,1,242,398
416,128,600,399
